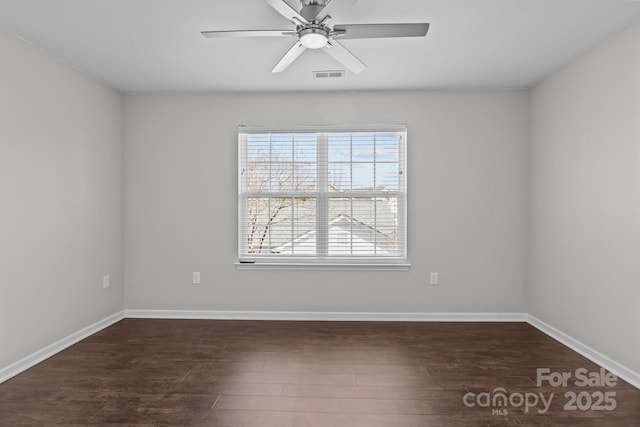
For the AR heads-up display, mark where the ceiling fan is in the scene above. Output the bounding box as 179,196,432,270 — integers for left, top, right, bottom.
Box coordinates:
201,0,430,74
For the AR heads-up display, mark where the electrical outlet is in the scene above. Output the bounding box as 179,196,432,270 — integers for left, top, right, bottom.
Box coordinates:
429,272,439,285
103,275,110,289
192,272,201,285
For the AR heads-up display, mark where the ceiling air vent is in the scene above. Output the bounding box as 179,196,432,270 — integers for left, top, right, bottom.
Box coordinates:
313,70,345,79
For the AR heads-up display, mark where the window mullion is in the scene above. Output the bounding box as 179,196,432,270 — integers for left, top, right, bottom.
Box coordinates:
316,133,328,256
349,133,354,255
292,135,296,254
373,132,377,254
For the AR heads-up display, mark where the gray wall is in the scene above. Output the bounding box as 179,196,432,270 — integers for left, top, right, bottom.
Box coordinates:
0,30,124,369
529,23,640,374
124,91,529,313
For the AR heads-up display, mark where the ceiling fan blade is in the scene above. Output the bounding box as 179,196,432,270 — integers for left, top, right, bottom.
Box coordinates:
266,0,309,25
271,42,306,73
201,30,295,38
317,0,358,21
324,39,366,74
333,23,429,39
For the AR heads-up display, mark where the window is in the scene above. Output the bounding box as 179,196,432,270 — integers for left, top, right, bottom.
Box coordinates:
238,125,408,269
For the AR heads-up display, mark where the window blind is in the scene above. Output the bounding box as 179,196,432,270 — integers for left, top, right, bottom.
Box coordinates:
238,125,407,265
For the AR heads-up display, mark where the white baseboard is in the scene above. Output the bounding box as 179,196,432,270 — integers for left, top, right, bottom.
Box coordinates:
0,311,125,384
124,309,527,322
2,310,637,392
526,314,640,390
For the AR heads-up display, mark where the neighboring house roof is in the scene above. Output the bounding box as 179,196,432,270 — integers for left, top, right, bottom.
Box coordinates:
327,195,397,235
273,214,395,255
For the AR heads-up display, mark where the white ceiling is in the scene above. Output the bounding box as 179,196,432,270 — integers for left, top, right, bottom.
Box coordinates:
1,0,640,93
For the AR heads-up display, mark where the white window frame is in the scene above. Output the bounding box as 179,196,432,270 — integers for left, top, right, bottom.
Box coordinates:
236,124,410,271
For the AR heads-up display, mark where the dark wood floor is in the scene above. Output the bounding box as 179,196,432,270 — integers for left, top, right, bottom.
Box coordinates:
0,319,638,426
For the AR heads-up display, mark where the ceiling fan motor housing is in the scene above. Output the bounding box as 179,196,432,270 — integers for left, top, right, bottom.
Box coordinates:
300,0,329,22
297,0,331,49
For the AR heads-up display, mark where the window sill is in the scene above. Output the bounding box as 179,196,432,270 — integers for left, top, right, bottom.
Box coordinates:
234,261,411,271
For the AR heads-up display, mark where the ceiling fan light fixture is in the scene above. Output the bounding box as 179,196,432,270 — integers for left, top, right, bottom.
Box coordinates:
299,28,328,49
